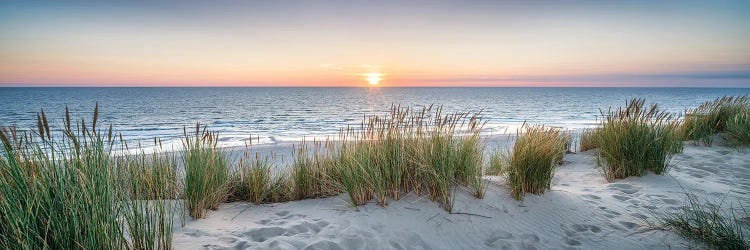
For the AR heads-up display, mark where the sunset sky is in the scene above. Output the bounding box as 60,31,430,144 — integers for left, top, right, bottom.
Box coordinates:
1,0,749,87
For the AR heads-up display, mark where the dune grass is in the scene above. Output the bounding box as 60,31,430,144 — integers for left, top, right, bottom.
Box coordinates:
182,124,231,219
0,106,176,249
231,153,274,204
119,140,180,250
485,150,507,176
725,110,750,147
682,96,749,145
10,99,748,248
120,139,180,200
595,99,682,181
498,125,568,200
122,199,179,250
329,105,486,211
289,141,339,200
579,128,599,152
229,153,297,204
658,193,748,250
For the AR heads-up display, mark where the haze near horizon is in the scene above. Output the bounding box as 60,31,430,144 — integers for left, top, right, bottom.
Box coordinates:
1,0,749,87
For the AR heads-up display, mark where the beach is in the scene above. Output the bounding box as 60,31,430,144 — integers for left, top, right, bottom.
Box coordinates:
4,1,750,248
2,93,749,249
172,141,750,249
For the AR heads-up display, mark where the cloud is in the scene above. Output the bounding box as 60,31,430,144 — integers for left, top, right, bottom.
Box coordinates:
406,70,750,84
392,69,750,87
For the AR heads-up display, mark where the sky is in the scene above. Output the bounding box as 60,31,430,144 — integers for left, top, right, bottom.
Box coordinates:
1,0,749,87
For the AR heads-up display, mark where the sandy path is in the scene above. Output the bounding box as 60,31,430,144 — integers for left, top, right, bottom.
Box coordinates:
173,144,750,249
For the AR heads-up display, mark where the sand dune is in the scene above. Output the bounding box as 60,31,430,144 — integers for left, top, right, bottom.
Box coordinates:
173,144,750,249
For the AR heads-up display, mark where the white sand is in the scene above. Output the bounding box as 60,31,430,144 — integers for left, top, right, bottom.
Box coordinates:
173,143,750,249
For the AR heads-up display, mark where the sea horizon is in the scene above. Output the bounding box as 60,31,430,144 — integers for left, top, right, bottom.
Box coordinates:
3,86,750,88
3,87,748,152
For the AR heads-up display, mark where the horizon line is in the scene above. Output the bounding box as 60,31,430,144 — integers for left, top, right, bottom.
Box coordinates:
2,85,749,89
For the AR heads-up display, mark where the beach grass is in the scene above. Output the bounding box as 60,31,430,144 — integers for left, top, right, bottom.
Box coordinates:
725,110,750,147
266,172,296,203
658,193,748,250
501,125,568,200
7,99,749,248
290,141,339,200
327,105,486,211
330,143,375,206
0,106,176,249
486,150,507,176
595,99,682,181
182,124,231,219
231,153,275,204
579,128,599,152
122,199,179,250
682,96,749,145
120,139,180,200
119,140,180,249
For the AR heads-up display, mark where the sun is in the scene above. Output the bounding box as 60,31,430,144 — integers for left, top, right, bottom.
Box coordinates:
364,72,383,86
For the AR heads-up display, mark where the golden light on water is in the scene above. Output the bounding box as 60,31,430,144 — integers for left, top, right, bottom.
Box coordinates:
364,72,383,86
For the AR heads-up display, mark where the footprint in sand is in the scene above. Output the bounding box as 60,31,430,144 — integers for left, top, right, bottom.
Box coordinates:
265,239,298,249
564,224,603,247
484,231,543,249
217,237,237,244
233,211,338,249
612,194,631,202
598,206,622,219
570,224,602,234
519,233,541,243
275,211,291,216
243,227,287,242
607,183,640,195
285,221,329,236
618,221,639,230
581,194,602,205
566,238,582,246
303,240,344,250
484,230,514,247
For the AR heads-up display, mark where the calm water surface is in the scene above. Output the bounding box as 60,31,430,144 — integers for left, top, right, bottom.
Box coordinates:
1,87,748,150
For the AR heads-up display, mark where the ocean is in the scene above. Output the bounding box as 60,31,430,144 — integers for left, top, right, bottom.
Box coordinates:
2,87,748,151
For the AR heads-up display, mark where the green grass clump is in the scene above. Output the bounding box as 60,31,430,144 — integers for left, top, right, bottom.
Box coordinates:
0,105,175,249
230,153,294,204
119,140,180,250
265,173,295,203
500,125,567,200
485,150,507,176
579,128,599,152
682,96,749,145
183,124,230,219
595,99,682,181
331,143,375,206
289,141,339,200
122,199,179,250
121,139,180,200
330,105,486,211
725,111,750,147
659,193,748,249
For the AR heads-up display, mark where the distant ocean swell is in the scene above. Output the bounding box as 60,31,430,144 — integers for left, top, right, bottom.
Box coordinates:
1,87,748,152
